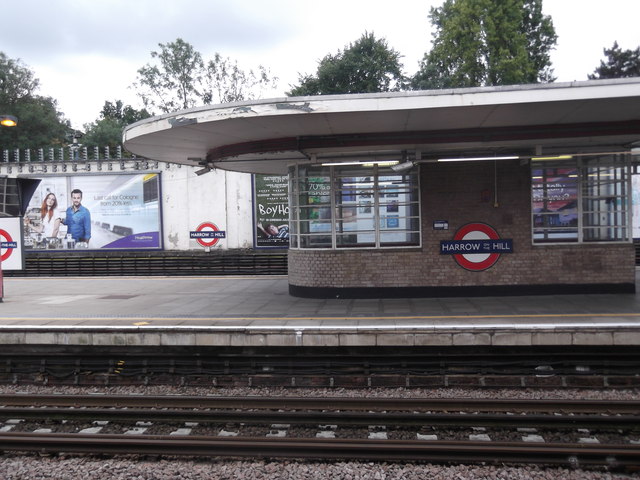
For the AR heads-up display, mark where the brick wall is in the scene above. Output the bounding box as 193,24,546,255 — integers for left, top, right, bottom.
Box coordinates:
288,161,635,290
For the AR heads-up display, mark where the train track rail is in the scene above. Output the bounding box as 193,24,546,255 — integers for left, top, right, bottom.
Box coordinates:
0,395,639,470
0,433,637,469
2,394,638,412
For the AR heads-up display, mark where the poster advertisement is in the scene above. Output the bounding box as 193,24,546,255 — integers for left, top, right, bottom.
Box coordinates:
531,168,578,240
253,174,289,248
23,173,162,250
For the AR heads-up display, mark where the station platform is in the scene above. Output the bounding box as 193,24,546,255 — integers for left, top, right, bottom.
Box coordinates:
1,273,640,348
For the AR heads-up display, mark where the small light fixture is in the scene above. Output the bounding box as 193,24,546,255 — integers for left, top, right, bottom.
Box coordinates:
0,115,18,127
390,161,414,172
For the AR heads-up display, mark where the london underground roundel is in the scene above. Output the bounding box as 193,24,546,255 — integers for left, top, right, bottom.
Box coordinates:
193,222,222,248
0,229,14,262
440,223,512,271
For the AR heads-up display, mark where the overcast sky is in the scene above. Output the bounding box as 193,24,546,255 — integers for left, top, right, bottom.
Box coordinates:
2,0,639,130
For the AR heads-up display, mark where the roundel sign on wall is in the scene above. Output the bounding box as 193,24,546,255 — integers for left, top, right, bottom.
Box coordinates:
440,222,513,271
0,228,16,262
190,222,226,248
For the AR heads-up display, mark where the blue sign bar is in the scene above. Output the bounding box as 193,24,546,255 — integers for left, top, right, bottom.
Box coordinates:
0,242,17,249
440,239,513,254
190,231,226,239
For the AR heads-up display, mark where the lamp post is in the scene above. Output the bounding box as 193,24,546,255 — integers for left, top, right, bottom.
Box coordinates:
0,115,17,302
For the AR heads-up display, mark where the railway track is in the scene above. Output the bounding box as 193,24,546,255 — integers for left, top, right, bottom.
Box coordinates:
0,395,638,470
1,433,637,469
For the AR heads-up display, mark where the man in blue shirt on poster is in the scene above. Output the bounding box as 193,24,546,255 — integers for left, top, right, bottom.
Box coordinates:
62,189,91,244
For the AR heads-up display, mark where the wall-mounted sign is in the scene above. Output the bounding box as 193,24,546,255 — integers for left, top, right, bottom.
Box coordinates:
440,222,512,271
190,222,226,248
433,220,449,230
0,217,23,270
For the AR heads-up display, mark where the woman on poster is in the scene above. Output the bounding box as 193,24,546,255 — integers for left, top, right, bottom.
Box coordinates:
24,192,61,238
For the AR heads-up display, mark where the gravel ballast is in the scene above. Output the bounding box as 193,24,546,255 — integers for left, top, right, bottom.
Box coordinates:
0,385,638,479
0,457,636,480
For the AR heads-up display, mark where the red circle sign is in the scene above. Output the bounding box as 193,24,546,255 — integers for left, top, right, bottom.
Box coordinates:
195,222,220,247
452,223,501,271
0,229,14,262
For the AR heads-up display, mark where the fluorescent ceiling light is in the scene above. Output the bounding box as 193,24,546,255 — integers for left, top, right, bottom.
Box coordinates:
321,160,399,167
362,161,399,167
341,181,395,187
437,155,519,162
531,155,573,161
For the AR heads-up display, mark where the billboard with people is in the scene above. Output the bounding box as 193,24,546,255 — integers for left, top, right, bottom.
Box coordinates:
23,173,162,250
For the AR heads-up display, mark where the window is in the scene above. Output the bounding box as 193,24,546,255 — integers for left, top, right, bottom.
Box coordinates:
532,154,631,244
0,177,20,217
143,173,159,203
289,163,420,249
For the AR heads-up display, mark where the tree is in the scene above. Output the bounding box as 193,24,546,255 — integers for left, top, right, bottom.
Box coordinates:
287,32,405,96
134,38,205,113
82,100,151,149
134,38,277,114
0,52,70,150
204,53,277,104
99,100,151,126
412,0,557,89
588,42,640,79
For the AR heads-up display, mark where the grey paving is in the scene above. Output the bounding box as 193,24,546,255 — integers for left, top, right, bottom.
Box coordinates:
1,273,640,347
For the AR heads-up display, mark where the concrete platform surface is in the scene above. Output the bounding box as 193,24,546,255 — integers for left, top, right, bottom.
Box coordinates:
1,275,640,347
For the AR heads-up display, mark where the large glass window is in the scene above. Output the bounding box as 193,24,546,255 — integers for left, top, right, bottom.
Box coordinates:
290,163,420,249
0,177,20,217
532,154,631,244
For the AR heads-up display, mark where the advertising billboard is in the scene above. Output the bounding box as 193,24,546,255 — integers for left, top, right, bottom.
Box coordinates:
253,174,289,248
23,173,162,250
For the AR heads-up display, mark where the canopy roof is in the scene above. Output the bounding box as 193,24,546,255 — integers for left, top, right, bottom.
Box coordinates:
123,78,640,174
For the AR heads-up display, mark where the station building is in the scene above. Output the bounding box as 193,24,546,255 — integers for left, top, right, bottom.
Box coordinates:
124,78,640,298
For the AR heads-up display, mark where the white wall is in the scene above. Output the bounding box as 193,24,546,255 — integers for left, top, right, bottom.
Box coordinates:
160,164,254,250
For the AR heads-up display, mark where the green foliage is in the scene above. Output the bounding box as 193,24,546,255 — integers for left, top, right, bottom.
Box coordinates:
134,38,277,114
412,0,557,89
100,100,151,125
288,32,405,96
588,42,640,79
134,38,205,113
0,52,70,150
82,100,151,149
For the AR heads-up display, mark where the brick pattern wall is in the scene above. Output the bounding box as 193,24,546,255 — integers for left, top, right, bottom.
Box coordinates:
288,161,635,289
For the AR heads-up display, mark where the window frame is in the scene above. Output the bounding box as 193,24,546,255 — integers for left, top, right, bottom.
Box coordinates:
531,154,632,245
289,163,421,250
